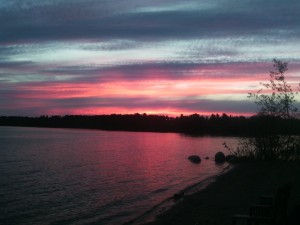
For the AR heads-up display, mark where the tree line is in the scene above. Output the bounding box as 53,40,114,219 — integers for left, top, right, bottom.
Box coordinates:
1,113,299,137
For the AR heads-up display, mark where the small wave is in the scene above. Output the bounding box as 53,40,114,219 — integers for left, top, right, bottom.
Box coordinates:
0,159,33,164
49,209,132,225
18,169,43,176
123,196,174,225
151,188,168,194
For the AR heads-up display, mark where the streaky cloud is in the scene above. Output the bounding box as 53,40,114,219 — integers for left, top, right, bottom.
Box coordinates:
1,0,300,43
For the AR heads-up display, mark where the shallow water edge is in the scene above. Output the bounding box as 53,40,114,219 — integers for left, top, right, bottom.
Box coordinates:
125,164,233,225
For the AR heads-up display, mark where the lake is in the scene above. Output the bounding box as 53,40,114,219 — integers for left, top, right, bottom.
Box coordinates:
0,126,237,225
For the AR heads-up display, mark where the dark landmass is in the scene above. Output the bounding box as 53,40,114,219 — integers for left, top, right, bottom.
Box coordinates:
1,113,300,136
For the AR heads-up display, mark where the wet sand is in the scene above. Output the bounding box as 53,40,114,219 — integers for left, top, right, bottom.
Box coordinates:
142,161,300,225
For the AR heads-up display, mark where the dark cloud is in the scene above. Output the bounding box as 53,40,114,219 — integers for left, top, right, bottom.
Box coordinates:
1,0,299,43
0,61,35,68
0,60,281,85
0,94,257,116
39,61,272,83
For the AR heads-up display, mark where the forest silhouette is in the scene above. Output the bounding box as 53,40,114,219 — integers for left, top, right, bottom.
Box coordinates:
1,113,300,137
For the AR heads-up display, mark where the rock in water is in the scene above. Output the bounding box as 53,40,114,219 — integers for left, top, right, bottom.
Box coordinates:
188,155,201,163
215,151,226,163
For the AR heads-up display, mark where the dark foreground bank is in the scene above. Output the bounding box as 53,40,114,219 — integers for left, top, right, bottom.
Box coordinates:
142,161,300,225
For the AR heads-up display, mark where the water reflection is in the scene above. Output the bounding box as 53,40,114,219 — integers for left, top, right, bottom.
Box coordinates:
0,127,237,225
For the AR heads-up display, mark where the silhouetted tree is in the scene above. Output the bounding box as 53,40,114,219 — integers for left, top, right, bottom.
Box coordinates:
249,59,299,118
227,59,300,161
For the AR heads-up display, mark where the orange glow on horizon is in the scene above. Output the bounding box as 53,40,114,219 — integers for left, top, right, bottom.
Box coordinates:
46,106,255,118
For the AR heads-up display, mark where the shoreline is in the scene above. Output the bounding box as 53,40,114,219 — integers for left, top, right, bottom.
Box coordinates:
141,161,300,225
125,165,233,225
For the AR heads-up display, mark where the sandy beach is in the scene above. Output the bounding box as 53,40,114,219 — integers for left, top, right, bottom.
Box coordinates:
143,161,300,225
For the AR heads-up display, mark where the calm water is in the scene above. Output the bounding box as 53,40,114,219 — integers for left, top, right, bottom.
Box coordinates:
0,126,237,225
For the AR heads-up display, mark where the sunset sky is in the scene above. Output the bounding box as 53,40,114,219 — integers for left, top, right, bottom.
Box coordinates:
1,0,300,116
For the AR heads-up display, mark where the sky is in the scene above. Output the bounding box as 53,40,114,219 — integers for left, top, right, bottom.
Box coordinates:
1,0,300,117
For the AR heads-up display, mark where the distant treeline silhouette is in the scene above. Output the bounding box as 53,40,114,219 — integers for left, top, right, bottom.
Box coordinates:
0,113,300,136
